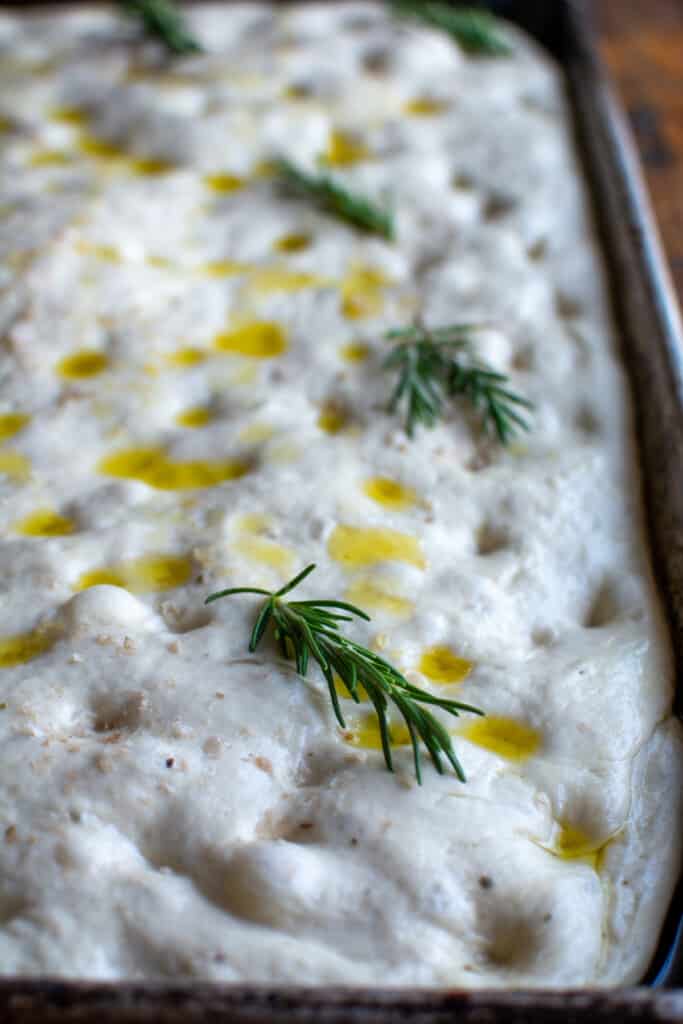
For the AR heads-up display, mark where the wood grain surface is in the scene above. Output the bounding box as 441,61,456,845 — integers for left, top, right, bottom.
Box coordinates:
597,0,683,306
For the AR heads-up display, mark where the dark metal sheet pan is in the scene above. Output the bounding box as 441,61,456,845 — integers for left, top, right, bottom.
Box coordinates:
1,0,683,1018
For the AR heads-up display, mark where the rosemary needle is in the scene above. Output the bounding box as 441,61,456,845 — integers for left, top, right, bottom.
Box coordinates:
383,324,533,442
273,158,395,241
206,564,483,784
117,0,202,55
390,1,511,56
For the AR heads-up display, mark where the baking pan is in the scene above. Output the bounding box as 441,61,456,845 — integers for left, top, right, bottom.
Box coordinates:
1,0,683,1018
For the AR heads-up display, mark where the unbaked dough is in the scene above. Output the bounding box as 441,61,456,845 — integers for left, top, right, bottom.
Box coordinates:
0,2,680,986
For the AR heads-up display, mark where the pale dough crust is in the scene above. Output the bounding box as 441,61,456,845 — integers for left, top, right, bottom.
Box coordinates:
0,2,680,986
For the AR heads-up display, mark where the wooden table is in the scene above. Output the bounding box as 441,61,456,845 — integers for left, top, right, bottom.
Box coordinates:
597,0,683,307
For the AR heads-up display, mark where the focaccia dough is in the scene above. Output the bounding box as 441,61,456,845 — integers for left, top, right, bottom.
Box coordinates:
0,2,680,986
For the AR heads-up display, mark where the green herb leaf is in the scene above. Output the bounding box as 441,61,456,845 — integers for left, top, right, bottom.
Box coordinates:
384,323,533,442
273,158,395,241
390,1,511,56
117,0,202,55
206,564,482,783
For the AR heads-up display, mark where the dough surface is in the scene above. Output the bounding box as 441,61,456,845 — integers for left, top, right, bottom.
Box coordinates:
0,2,680,986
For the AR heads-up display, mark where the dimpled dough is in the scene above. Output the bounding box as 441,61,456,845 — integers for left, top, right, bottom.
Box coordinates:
0,2,681,987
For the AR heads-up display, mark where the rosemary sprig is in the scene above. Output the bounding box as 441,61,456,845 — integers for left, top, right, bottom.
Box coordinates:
206,564,482,783
273,158,395,242
384,324,532,442
117,0,202,55
390,1,511,56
